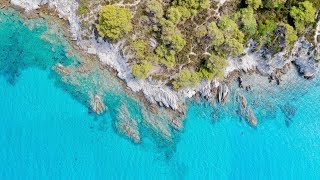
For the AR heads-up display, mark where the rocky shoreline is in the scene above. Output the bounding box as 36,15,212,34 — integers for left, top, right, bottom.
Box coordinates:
4,0,320,119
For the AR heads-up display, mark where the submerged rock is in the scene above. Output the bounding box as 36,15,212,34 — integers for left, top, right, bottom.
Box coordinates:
247,108,257,127
54,63,70,76
237,94,258,127
90,94,106,115
169,117,182,130
115,105,141,143
280,103,296,126
142,110,172,140
238,94,247,111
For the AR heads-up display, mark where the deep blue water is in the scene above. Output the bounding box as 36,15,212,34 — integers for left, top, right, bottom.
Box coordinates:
1,8,320,179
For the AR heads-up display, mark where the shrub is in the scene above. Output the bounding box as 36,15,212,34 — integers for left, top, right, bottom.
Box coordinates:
96,5,133,41
290,1,316,33
172,69,201,90
132,62,153,79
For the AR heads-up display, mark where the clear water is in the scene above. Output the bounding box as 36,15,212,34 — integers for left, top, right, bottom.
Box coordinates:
1,8,320,179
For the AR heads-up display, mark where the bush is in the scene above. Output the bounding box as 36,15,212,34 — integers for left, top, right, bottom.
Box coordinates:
156,44,176,68
172,69,201,90
290,1,316,33
245,0,262,10
96,5,133,41
132,62,153,79
240,7,258,38
206,54,227,79
208,22,225,46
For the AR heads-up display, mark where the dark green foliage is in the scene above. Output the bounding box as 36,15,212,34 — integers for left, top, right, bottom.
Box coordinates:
97,5,133,41
172,69,201,90
132,62,153,79
206,54,227,79
290,1,317,33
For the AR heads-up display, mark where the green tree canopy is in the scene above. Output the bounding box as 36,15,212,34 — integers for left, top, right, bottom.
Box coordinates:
156,44,176,68
195,24,208,38
172,0,209,15
131,40,148,60
146,0,164,20
132,62,153,79
264,0,287,8
240,7,258,38
245,0,262,10
206,54,227,78
206,54,227,79
97,5,133,41
166,7,182,24
208,22,225,46
290,1,316,33
217,16,245,56
172,69,200,90
163,34,186,52
282,23,298,50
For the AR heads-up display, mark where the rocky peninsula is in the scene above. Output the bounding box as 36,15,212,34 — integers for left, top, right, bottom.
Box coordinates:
2,0,320,141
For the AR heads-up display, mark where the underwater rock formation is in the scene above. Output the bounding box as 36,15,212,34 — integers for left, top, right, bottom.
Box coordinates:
237,94,258,127
115,105,141,143
239,94,248,111
280,103,297,127
89,94,106,115
247,108,257,127
54,63,70,76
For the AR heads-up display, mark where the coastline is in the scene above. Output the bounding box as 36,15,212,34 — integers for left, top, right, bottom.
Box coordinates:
2,0,319,125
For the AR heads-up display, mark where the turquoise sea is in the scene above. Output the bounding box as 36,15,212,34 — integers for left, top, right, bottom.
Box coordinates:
1,8,320,179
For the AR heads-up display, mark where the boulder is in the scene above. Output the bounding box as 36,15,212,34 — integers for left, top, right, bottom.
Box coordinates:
217,84,229,103
90,95,106,115
294,57,316,79
116,105,141,143
238,94,247,111
54,63,70,76
247,108,257,127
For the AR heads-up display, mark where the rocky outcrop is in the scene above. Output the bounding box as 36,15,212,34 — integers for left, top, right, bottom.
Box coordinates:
247,108,257,127
89,94,106,114
294,58,316,79
11,0,319,115
239,94,247,110
11,0,80,40
115,105,141,143
169,117,182,130
237,94,258,127
225,41,290,77
291,38,317,79
217,84,229,103
84,38,187,112
54,63,70,76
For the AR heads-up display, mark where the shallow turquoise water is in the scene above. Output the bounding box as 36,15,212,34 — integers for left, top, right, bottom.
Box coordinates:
1,8,320,179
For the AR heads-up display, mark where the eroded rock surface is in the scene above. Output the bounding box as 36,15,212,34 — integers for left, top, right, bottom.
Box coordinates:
115,105,141,143
237,94,258,127
89,94,106,115
292,38,317,79
217,84,229,103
